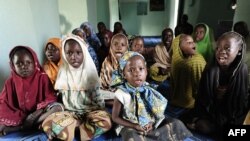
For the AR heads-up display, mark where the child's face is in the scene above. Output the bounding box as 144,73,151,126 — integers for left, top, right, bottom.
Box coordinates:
216,37,240,68
64,41,83,68
103,33,111,48
194,27,206,42
83,26,91,37
123,56,147,87
45,43,60,64
180,35,196,56
163,31,173,48
76,31,86,41
131,38,144,54
13,52,35,77
111,36,128,60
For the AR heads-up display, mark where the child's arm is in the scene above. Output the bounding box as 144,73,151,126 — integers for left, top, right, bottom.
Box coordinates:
112,97,144,132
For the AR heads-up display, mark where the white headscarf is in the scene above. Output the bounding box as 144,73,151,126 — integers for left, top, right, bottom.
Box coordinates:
55,34,99,91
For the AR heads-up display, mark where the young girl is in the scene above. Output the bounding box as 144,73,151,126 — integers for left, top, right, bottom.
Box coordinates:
193,23,215,64
111,51,193,141
72,27,100,73
42,34,111,141
187,31,249,139
100,33,129,105
130,35,145,55
170,34,206,110
149,28,173,89
43,37,62,86
80,22,102,52
0,46,61,136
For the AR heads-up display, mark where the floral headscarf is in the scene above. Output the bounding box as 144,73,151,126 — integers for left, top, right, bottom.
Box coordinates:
112,51,167,128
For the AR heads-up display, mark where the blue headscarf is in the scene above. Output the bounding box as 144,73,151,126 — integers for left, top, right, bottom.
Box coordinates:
112,51,167,128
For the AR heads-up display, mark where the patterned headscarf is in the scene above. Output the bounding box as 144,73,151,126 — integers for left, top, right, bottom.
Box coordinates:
112,51,167,128
100,33,129,90
43,37,63,86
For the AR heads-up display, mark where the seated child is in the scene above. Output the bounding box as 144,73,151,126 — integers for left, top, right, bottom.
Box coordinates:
43,37,62,86
186,31,249,139
100,33,129,106
193,23,215,64
42,34,111,141
149,28,174,84
0,46,62,136
72,27,100,73
170,34,206,110
111,51,193,141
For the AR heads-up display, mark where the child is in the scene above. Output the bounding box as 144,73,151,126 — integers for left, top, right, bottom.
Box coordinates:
98,30,112,71
111,51,193,140
0,46,62,136
42,34,111,141
130,35,145,55
170,34,206,110
100,33,129,105
43,37,62,86
149,28,173,85
193,23,215,64
80,22,101,52
72,27,100,73
186,31,249,139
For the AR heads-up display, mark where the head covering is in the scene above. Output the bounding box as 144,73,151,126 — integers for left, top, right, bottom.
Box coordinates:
112,51,167,128
0,46,57,126
43,37,62,85
195,31,249,125
170,35,206,108
194,23,215,63
111,51,145,86
100,33,128,90
80,22,101,51
55,34,99,91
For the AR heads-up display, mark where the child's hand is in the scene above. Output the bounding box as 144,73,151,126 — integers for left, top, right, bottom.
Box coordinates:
23,109,43,128
134,124,145,132
143,122,153,132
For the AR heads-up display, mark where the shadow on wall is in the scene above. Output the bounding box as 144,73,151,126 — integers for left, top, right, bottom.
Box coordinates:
0,68,8,91
59,14,72,35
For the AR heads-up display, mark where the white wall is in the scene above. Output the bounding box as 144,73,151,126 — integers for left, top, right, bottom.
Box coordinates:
0,0,60,90
58,0,88,35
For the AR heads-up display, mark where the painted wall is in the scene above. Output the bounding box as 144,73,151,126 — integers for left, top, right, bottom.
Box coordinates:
233,0,250,26
183,0,234,38
58,0,88,35
119,0,177,36
0,0,60,90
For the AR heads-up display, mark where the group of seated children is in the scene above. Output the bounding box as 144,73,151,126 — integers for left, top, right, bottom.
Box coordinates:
0,19,249,141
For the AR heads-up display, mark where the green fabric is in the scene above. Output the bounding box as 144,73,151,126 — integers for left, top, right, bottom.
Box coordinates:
170,35,206,108
194,23,215,64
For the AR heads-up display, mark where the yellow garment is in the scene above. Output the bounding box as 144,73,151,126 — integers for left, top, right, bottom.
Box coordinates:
43,38,62,86
149,43,171,82
170,35,206,108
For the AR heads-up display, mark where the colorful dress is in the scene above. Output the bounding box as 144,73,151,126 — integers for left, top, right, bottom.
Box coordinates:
42,35,111,141
112,51,193,141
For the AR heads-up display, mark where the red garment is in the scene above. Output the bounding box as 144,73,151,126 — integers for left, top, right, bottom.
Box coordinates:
0,46,57,126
